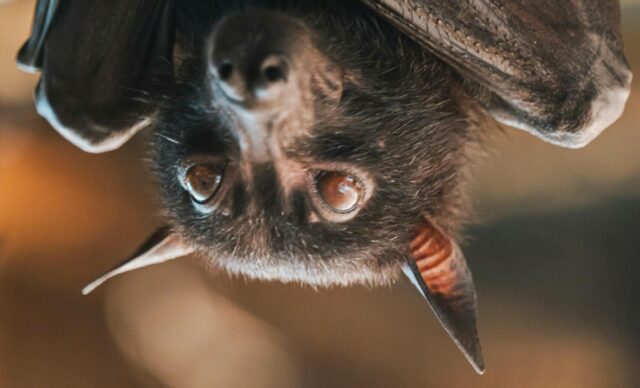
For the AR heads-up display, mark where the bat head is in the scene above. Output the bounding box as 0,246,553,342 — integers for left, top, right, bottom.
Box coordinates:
146,8,485,369
150,6,476,286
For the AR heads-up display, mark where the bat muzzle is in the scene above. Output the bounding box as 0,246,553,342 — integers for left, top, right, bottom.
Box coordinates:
206,10,319,167
208,10,304,109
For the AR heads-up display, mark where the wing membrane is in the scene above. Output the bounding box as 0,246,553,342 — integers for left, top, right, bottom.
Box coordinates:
363,0,632,147
17,0,175,153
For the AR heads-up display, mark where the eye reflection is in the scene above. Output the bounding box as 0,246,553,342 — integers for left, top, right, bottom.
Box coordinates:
315,171,364,213
184,163,225,203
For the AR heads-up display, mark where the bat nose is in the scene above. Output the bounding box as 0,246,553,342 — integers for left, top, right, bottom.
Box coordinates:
211,54,290,104
208,11,299,107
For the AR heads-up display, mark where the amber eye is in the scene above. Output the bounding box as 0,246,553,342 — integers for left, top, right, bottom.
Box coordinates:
315,171,364,213
184,163,225,203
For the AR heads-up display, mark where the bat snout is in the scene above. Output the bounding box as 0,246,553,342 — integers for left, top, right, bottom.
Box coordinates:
211,53,291,105
208,11,303,109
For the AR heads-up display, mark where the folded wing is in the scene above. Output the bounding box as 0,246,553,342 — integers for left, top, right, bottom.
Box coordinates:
363,0,632,147
17,0,175,153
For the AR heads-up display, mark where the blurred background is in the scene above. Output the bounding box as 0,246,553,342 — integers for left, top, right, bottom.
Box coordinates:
1,1,639,387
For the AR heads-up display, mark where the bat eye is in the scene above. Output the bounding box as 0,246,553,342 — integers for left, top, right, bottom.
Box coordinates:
315,171,364,213
183,163,225,203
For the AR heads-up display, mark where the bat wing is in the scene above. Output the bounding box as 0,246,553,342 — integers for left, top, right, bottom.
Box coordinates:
363,0,632,148
16,0,59,72
16,0,175,153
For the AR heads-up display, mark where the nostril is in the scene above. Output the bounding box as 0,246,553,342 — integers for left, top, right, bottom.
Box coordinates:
263,65,285,83
217,61,234,81
260,55,289,84
212,59,246,102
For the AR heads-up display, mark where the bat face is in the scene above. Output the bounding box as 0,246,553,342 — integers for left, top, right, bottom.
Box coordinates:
152,3,475,286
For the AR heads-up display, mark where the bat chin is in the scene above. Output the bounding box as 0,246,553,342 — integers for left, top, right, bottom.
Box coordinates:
212,252,405,288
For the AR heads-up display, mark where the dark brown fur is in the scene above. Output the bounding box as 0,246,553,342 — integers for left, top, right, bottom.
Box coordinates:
151,0,480,287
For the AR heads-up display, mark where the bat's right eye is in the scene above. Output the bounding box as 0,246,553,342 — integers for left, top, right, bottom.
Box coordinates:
184,163,225,203
178,158,229,211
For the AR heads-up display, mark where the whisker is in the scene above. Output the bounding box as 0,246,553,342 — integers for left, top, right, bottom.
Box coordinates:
154,133,181,144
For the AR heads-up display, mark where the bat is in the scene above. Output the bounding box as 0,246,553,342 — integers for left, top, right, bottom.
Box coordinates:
17,0,632,373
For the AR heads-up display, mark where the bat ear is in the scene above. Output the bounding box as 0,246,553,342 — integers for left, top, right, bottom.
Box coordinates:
17,0,176,153
82,227,194,295
365,0,632,148
403,218,484,374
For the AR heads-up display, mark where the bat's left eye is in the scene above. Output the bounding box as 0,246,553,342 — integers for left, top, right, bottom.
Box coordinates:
315,171,364,213
181,162,226,204
306,166,373,223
